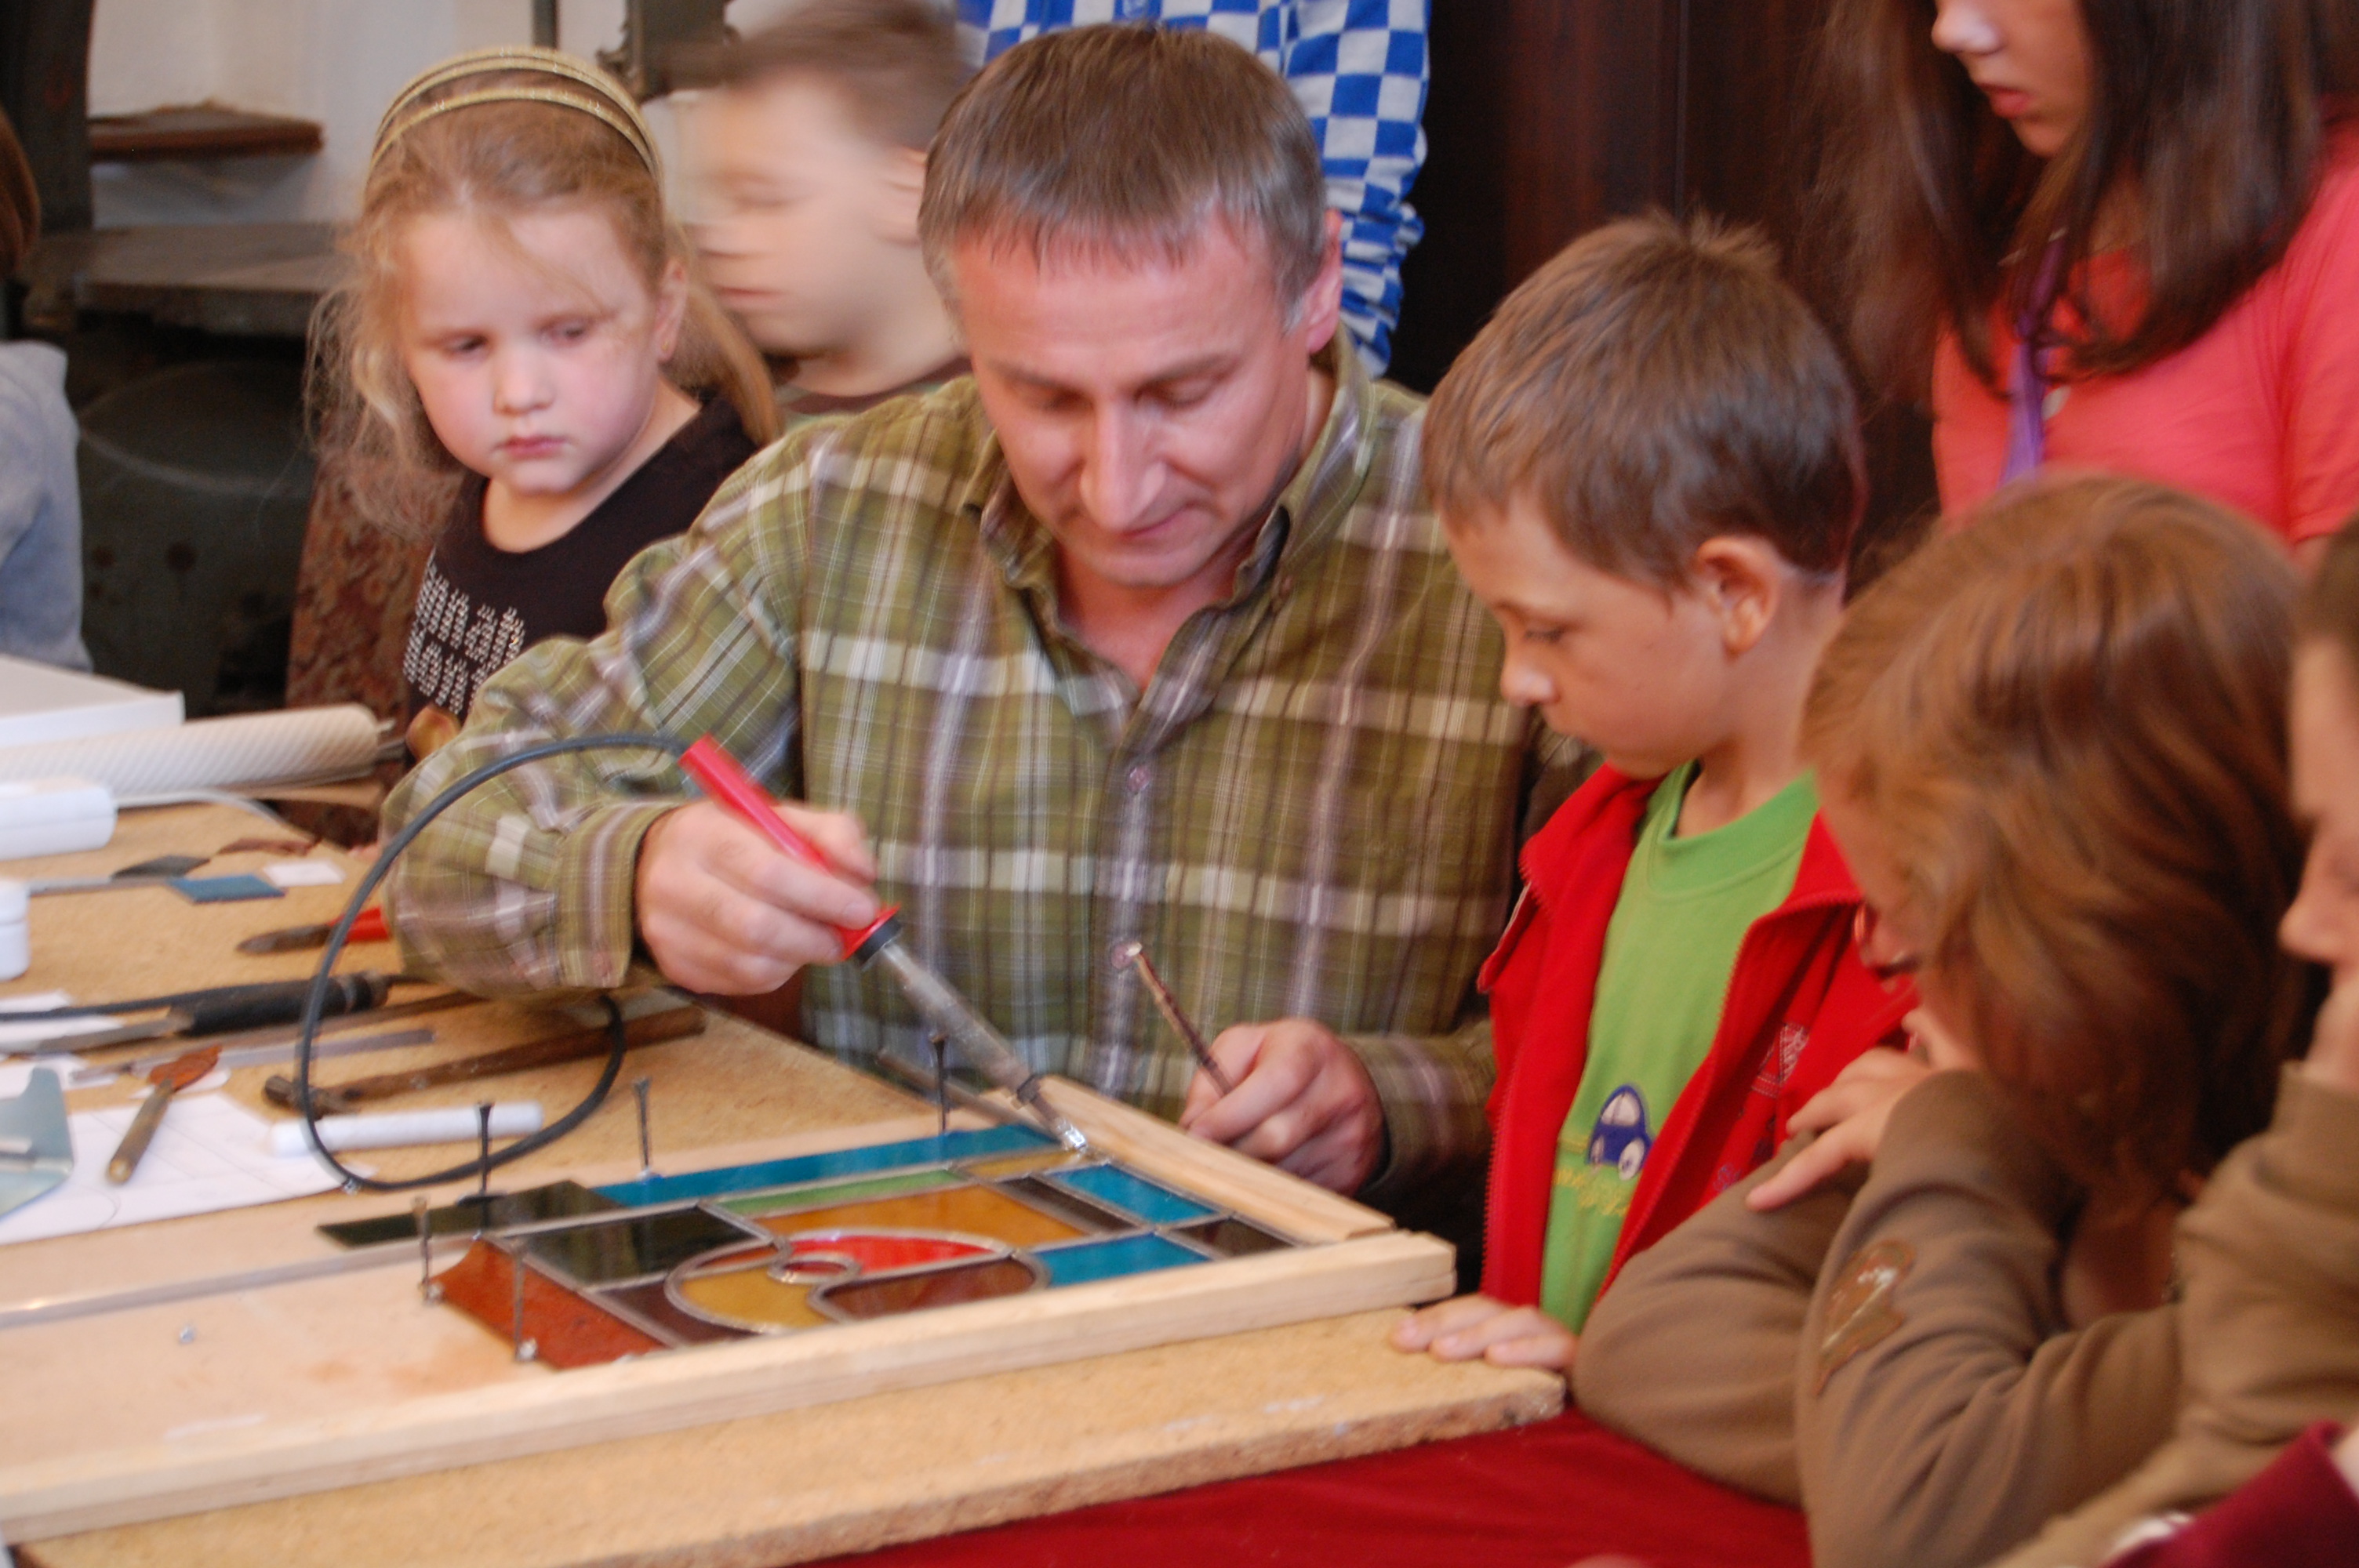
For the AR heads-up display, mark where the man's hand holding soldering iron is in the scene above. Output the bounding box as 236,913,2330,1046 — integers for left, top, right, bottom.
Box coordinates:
634,797,1386,1195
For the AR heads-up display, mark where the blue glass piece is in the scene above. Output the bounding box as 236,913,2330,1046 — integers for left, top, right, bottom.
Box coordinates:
1036,1232,1209,1286
594,1124,1051,1205
1049,1164,1216,1225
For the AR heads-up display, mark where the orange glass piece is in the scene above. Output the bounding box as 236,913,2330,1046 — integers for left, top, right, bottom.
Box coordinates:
434,1240,665,1370
758,1184,1088,1248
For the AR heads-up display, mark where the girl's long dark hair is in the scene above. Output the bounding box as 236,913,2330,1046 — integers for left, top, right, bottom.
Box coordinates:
1806,0,2359,401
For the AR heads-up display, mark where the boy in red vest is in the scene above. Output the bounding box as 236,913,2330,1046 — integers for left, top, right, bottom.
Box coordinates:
1393,214,1914,1369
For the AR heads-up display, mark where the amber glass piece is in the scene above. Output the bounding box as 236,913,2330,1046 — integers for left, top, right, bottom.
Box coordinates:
672,1265,832,1332
758,1185,1087,1247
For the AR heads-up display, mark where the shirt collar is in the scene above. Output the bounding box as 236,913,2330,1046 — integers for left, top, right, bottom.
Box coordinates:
969,337,1375,606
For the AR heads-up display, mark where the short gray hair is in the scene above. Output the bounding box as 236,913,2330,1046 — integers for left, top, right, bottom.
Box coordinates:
918,25,1327,314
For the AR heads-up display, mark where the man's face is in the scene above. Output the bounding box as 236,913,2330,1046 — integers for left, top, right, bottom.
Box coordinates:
684,77,922,358
951,215,1342,608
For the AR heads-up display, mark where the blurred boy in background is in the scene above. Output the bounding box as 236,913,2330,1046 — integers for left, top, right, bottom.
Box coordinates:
679,0,970,426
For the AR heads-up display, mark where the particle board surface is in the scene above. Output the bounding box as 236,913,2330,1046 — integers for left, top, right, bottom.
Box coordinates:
3,808,1554,1563
1,1086,1459,1541
20,1310,1561,1568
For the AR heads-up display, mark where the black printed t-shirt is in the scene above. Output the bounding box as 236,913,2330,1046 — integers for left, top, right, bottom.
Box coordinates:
402,397,756,722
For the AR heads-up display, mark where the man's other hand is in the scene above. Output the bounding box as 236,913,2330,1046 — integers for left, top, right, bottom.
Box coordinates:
1180,1018,1383,1193
634,800,881,995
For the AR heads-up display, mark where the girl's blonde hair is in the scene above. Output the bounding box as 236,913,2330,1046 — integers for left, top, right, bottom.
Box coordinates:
310,50,776,539
1804,476,2306,1205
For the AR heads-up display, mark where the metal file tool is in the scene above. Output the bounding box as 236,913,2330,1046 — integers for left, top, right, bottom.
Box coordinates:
107,1047,220,1184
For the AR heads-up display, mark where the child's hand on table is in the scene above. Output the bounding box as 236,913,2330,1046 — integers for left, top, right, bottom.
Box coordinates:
1745,1018,1960,1210
1390,1293,1578,1370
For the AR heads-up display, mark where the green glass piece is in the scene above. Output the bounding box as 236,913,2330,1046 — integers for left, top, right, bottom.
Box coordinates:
718,1167,960,1218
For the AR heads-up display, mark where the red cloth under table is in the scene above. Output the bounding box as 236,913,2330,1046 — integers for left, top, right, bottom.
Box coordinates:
822,1410,1809,1568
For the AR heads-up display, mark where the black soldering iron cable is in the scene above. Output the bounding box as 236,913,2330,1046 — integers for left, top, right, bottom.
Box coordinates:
289,733,689,1193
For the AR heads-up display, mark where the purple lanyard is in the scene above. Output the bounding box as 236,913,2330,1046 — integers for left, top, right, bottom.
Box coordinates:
2001,243,2066,485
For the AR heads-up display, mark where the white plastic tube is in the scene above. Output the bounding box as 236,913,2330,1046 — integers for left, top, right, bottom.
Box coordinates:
0,706,382,796
268,1102,544,1157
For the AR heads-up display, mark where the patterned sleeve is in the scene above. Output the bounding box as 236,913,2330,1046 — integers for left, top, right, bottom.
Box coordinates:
1352,722,1590,1200
377,448,816,997
1347,1015,1492,1203
954,0,1430,375
1276,0,1428,376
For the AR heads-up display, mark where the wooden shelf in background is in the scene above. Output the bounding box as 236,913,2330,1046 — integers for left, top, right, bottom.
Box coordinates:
89,105,323,165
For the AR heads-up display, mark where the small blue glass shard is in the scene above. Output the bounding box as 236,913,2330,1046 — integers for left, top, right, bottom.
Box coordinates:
1049,1164,1216,1225
1035,1231,1209,1286
594,1123,1050,1206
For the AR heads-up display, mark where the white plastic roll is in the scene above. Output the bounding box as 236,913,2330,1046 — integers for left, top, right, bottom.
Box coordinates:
0,706,382,796
268,1102,545,1156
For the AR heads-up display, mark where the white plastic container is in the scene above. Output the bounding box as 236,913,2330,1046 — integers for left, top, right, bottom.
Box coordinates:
0,778,116,862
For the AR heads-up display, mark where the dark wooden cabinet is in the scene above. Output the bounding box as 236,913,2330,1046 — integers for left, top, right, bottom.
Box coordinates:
1393,1,1936,547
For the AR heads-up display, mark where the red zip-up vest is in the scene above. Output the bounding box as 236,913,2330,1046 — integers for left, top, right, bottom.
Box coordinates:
1478,765,1915,1309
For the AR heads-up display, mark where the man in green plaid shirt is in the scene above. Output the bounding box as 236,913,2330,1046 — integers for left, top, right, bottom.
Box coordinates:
383,27,1579,1204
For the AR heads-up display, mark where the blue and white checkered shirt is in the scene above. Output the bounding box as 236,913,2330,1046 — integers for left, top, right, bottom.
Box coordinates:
956,0,1428,373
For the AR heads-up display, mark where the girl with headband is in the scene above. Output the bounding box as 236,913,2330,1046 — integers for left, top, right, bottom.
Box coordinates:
311,47,777,759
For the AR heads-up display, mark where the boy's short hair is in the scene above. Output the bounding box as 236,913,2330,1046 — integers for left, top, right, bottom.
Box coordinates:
1424,213,1864,586
678,0,970,151
918,26,1326,316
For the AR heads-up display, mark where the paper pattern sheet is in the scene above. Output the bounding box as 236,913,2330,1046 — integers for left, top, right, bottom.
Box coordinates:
0,1080,339,1245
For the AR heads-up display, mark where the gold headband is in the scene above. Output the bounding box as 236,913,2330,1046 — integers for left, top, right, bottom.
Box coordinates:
370,45,660,179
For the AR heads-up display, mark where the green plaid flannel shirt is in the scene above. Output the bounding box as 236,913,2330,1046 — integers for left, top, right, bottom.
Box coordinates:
382,352,1581,1199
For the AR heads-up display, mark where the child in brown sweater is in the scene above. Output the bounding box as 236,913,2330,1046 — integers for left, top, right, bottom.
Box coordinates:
1968,517,2359,1568
1574,476,2311,1568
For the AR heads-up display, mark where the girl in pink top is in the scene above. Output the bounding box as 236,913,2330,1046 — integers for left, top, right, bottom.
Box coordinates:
1808,0,2359,558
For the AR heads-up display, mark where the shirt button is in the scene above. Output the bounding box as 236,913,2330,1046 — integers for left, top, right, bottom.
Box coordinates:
1125,763,1152,793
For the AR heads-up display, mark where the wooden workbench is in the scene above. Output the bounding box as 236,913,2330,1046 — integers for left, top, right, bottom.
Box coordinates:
2,805,1559,1566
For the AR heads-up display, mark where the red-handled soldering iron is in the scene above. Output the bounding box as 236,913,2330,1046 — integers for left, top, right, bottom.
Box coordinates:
677,737,1091,1152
